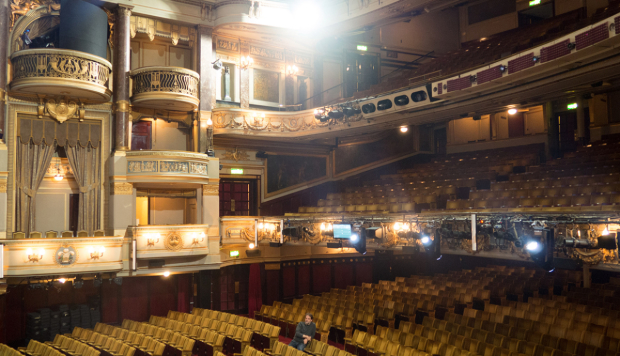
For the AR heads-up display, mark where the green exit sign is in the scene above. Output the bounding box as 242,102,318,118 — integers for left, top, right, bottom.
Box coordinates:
357,45,368,51
230,250,240,257
231,168,244,174
567,103,578,110
529,0,541,6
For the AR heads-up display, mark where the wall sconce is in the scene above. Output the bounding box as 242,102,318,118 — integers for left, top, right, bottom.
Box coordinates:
192,232,206,244
88,246,105,260
286,65,299,76
26,248,44,262
240,56,254,70
146,233,160,246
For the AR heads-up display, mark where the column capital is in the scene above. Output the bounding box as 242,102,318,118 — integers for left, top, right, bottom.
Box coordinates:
116,4,134,17
197,25,214,36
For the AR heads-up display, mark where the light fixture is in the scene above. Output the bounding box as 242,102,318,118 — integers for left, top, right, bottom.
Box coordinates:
53,159,64,181
602,226,609,236
421,236,431,246
240,56,254,70
26,248,44,262
58,278,66,284
286,65,299,76
249,243,255,249
93,274,103,287
508,108,518,115
526,240,541,253
499,65,507,73
350,234,359,243
400,126,409,133
212,58,223,70
88,246,105,260
146,233,160,246
163,271,170,277
192,232,206,244
206,117,213,126
73,276,83,289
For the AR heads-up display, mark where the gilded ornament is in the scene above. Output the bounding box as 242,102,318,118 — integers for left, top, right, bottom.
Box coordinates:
10,0,60,30
0,182,7,193
164,232,184,251
54,244,78,266
222,147,250,162
112,182,133,195
131,68,199,98
45,98,78,123
203,185,219,196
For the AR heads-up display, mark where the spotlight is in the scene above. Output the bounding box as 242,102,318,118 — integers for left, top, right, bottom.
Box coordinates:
532,56,540,63
508,108,518,115
93,274,103,288
319,115,329,122
568,42,576,50
302,227,315,237
163,271,170,277
362,103,376,114
469,75,477,83
282,226,299,238
314,108,324,119
563,238,591,248
58,278,66,284
421,236,432,246
249,243,255,249
400,126,408,133
598,233,617,250
212,58,223,70
113,277,123,286
499,65,507,73
525,240,541,253
328,109,344,119
350,234,359,243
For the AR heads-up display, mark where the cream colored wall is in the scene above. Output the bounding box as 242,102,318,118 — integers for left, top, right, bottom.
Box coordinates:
35,178,77,234
524,107,546,135
460,10,518,43
555,0,585,15
136,196,149,226
323,60,343,104
449,116,491,145
129,35,193,71
151,120,190,151
150,197,188,225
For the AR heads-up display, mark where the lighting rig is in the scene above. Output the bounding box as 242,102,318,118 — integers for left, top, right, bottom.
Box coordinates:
314,103,363,127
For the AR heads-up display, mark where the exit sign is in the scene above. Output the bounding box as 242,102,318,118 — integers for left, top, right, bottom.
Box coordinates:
567,103,578,110
230,250,240,257
357,45,368,51
529,0,541,6
231,168,244,174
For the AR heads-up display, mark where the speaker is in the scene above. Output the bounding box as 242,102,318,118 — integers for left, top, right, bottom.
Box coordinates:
59,0,108,58
256,151,268,159
246,249,261,257
327,241,342,248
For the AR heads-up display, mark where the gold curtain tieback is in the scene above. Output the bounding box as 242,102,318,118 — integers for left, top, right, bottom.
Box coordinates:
79,183,98,193
21,186,37,197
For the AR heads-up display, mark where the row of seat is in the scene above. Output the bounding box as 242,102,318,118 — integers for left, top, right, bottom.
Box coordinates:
13,230,106,239
0,344,23,356
83,325,166,356
45,335,103,356
17,340,65,356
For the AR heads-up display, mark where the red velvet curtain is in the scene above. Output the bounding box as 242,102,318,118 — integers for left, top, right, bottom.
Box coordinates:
298,265,310,295
248,263,262,318
149,276,176,317
177,274,192,313
313,264,331,293
282,266,296,298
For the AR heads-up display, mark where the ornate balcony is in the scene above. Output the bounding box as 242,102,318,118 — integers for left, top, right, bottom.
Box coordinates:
124,150,216,184
130,67,200,111
1,236,124,277
10,49,112,101
127,225,209,259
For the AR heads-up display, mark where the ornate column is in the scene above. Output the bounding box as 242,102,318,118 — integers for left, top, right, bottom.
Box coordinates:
285,51,295,110
196,26,214,153
0,0,9,142
240,40,250,109
312,55,323,108
113,5,133,151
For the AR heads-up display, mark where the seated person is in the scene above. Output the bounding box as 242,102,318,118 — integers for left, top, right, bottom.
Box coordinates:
288,313,316,351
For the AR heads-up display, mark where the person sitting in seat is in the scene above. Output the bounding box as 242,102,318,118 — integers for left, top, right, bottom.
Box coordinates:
288,313,316,351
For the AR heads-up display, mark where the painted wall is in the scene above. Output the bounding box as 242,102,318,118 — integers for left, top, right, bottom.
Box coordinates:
150,197,190,225
130,35,193,70
150,120,190,151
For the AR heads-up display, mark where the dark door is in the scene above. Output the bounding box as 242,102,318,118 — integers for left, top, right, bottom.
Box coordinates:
518,2,554,27
434,128,447,155
344,52,380,97
219,180,257,216
69,194,79,235
559,111,577,152
131,121,152,150
508,113,525,138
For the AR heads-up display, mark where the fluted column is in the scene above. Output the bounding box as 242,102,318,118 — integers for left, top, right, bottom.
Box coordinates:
0,0,9,142
113,5,133,151
240,40,250,109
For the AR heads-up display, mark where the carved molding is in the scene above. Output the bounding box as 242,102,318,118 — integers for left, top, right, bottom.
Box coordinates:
10,0,60,30
203,184,219,196
131,16,196,47
250,45,284,61
164,232,184,251
126,150,209,160
0,182,7,193
111,182,133,195
222,147,250,162
45,98,79,123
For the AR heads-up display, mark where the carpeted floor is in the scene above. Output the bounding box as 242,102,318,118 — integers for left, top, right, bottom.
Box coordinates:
277,336,344,350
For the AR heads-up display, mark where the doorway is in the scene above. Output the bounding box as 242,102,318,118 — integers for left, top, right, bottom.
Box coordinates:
434,128,447,155
518,1,554,27
219,179,258,216
558,111,577,152
132,121,152,150
343,52,380,97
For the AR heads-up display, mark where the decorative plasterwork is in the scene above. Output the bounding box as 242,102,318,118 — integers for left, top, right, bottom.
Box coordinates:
222,147,249,162
44,98,81,123
250,45,284,61
127,161,208,175
126,150,209,160
164,232,184,251
0,182,7,193
130,16,197,46
111,182,133,195
212,109,363,133
203,184,219,196
10,0,60,30
217,38,240,52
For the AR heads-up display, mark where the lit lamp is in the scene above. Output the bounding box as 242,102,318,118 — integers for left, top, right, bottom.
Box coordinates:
88,246,105,260
146,233,160,246
286,65,299,76
53,160,64,181
192,232,206,244
26,248,44,262
240,56,254,70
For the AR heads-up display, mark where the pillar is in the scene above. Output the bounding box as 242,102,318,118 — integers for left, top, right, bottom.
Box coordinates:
113,5,133,151
0,0,9,142
313,55,323,108
196,26,214,153
240,40,250,109
576,96,586,145
545,101,559,159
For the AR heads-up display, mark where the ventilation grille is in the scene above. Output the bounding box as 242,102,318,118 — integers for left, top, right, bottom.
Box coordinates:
477,66,503,85
447,77,472,92
508,53,535,74
576,23,609,50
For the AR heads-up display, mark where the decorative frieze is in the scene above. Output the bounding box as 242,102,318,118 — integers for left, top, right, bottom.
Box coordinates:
202,184,219,196
111,182,133,195
217,39,239,52
250,45,284,61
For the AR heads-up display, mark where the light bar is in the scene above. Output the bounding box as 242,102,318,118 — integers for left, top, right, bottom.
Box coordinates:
529,0,541,6
567,103,578,110
357,45,368,51
132,239,137,271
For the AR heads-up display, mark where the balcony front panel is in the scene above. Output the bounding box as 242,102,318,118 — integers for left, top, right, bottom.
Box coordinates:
125,150,215,184
2,236,124,277
10,49,112,101
130,67,200,111
127,225,209,259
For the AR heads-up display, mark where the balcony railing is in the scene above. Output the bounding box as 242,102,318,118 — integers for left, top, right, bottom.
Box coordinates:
10,48,112,101
124,150,215,184
130,66,200,111
127,225,209,259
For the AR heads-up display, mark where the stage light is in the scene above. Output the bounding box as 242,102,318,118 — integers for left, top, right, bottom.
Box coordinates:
499,65,507,73
602,226,609,235
292,1,321,32
400,126,408,133
163,271,170,277
350,234,359,243
362,103,376,114
508,108,518,115
73,277,83,289
598,233,617,250
113,277,123,286
93,274,103,287
343,107,356,116
328,109,344,119
249,243,255,249
212,58,223,70
421,236,431,246
526,241,541,252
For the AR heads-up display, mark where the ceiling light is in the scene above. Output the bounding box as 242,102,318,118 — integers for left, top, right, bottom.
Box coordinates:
350,234,359,243
58,278,66,284
400,126,408,133
508,108,518,115
526,241,541,252
163,271,170,277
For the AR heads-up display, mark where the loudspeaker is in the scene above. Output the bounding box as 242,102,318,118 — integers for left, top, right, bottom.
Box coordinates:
59,0,108,58
256,151,269,159
246,249,261,257
327,241,342,248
